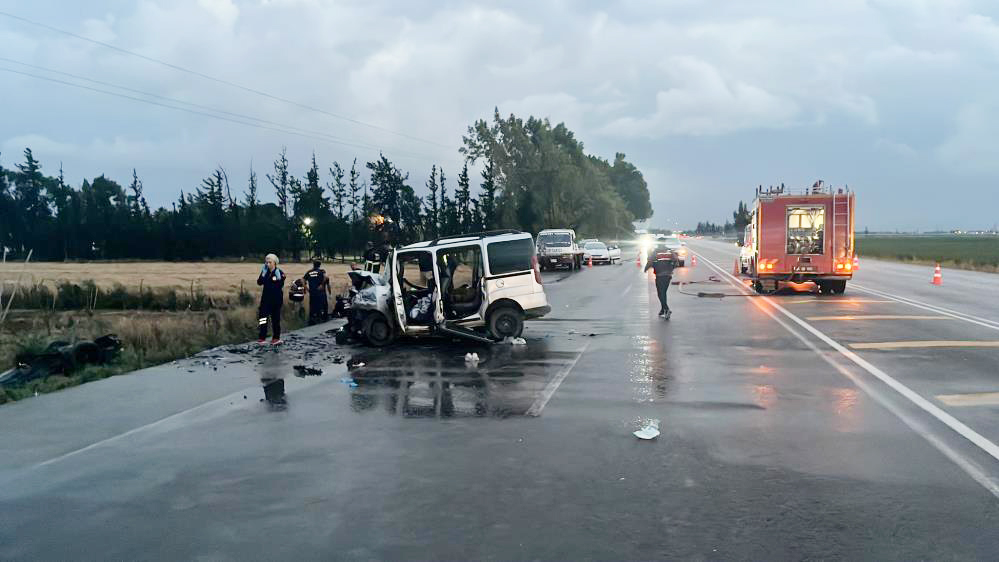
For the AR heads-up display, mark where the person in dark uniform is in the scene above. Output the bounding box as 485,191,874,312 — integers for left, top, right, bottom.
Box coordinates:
303,257,331,325
257,253,285,344
644,243,679,319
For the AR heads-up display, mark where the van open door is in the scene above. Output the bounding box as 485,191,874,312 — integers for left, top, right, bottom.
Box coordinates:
389,249,408,334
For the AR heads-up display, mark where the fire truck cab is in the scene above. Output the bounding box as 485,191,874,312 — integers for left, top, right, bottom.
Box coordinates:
741,181,856,294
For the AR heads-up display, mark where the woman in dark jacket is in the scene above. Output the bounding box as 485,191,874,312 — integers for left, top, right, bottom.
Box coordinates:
257,253,285,344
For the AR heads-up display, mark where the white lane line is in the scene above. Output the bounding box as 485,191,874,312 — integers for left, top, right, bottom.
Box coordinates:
850,340,999,350
938,392,999,407
693,249,999,497
852,283,999,331
525,346,588,416
806,315,948,321
34,387,257,468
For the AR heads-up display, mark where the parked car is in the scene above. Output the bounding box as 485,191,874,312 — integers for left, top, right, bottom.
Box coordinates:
582,241,611,264
607,243,622,263
338,230,550,346
662,235,688,267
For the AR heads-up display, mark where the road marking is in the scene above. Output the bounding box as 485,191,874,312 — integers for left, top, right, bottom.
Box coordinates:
692,248,999,498
850,340,999,350
937,392,999,407
33,387,257,468
525,346,588,416
852,283,999,332
784,299,895,305
806,315,949,321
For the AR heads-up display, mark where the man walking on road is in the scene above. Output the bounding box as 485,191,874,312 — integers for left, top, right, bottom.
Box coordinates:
645,243,679,319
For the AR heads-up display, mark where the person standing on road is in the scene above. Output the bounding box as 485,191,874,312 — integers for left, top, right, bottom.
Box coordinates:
645,243,679,319
257,253,285,344
303,257,331,325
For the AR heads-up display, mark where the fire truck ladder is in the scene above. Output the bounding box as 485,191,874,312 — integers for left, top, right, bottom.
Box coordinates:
831,191,851,259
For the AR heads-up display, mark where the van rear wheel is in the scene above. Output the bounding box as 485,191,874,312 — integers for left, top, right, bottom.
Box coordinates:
488,307,524,340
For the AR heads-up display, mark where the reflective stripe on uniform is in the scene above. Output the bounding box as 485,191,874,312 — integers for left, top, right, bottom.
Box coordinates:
258,317,268,325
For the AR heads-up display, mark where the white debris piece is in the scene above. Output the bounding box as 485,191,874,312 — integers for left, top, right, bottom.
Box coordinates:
464,352,480,366
501,337,527,345
633,419,661,440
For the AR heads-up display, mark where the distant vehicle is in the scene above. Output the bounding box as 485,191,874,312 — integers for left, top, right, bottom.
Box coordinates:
740,181,856,294
607,243,622,263
338,230,550,346
537,228,583,270
582,241,611,264
661,236,688,267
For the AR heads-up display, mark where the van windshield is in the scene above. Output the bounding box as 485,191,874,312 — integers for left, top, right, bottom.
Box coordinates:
538,233,572,247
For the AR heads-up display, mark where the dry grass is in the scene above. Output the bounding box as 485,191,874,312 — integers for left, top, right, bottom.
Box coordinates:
0,304,309,403
0,261,355,301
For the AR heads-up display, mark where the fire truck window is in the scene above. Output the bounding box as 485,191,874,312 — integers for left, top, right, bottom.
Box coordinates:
786,207,825,254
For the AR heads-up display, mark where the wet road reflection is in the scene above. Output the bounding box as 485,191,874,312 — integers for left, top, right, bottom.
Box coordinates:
343,341,582,418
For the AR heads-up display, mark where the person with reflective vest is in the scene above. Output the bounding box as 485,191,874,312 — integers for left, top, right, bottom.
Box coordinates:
303,257,331,325
257,253,285,344
644,243,679,319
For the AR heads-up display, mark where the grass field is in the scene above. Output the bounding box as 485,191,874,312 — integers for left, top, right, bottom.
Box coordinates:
857,235,999,272
0,260,354,301
0,260,356,403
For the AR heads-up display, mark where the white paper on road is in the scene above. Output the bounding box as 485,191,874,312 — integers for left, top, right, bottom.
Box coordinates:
501,337,527,345
633,419,661,440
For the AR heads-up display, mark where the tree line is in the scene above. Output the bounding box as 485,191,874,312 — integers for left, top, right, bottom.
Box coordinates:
0,111,652,261
693,201,751,236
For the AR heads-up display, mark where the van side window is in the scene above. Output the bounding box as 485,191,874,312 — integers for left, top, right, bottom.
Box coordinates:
487,238,534,275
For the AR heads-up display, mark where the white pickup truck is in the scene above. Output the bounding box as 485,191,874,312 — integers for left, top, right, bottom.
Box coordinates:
536,228,583,271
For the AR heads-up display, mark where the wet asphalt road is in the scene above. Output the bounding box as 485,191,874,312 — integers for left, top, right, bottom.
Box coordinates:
2,243,999,560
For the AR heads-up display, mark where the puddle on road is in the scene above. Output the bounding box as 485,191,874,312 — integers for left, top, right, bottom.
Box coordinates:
629,334,673,403
343,341,580,419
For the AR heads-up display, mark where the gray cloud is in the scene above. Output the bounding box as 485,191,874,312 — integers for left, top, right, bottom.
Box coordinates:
2,0,998,230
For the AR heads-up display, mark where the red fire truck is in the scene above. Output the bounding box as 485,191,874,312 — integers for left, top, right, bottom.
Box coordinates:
738,181,855,294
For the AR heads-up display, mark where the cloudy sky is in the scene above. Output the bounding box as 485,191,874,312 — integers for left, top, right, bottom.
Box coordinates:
2,0,997,231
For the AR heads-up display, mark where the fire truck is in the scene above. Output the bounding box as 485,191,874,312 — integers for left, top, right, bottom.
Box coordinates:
738,181,855,294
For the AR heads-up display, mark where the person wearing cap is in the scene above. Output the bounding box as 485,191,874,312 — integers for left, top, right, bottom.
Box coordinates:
644,243,679,319
257,253,285,344
303,257,331,325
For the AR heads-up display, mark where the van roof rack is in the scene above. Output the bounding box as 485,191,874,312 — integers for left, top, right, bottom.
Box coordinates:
429,229,523,246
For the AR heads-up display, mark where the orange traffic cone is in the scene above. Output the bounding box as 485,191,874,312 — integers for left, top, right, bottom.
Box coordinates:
691,254,697,267
733,259,739,276
931,263,942,286
636,254,641,268
852,254,859,270
587,255,593,268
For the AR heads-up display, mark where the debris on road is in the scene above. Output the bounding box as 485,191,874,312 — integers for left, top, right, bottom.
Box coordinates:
293,365,323,377
633,420,661,440
501,337,527,345
464,352,480,366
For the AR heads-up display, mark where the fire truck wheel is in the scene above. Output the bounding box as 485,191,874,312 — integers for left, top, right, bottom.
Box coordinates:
830,280,847,294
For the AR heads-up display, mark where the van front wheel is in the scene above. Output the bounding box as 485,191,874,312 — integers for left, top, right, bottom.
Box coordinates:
489,307,524,340
363,313,395,347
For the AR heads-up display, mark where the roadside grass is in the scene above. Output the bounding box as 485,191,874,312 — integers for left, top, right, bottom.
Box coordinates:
0,304,309,404
857,235,999,273
0,261,354,308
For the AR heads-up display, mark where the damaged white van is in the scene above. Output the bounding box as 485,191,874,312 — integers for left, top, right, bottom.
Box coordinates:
338,230,550,346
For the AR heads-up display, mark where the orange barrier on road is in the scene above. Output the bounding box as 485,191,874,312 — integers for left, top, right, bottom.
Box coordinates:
852,255,859,270
931,263,943,286
691,255,697,267
588,256,593,268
